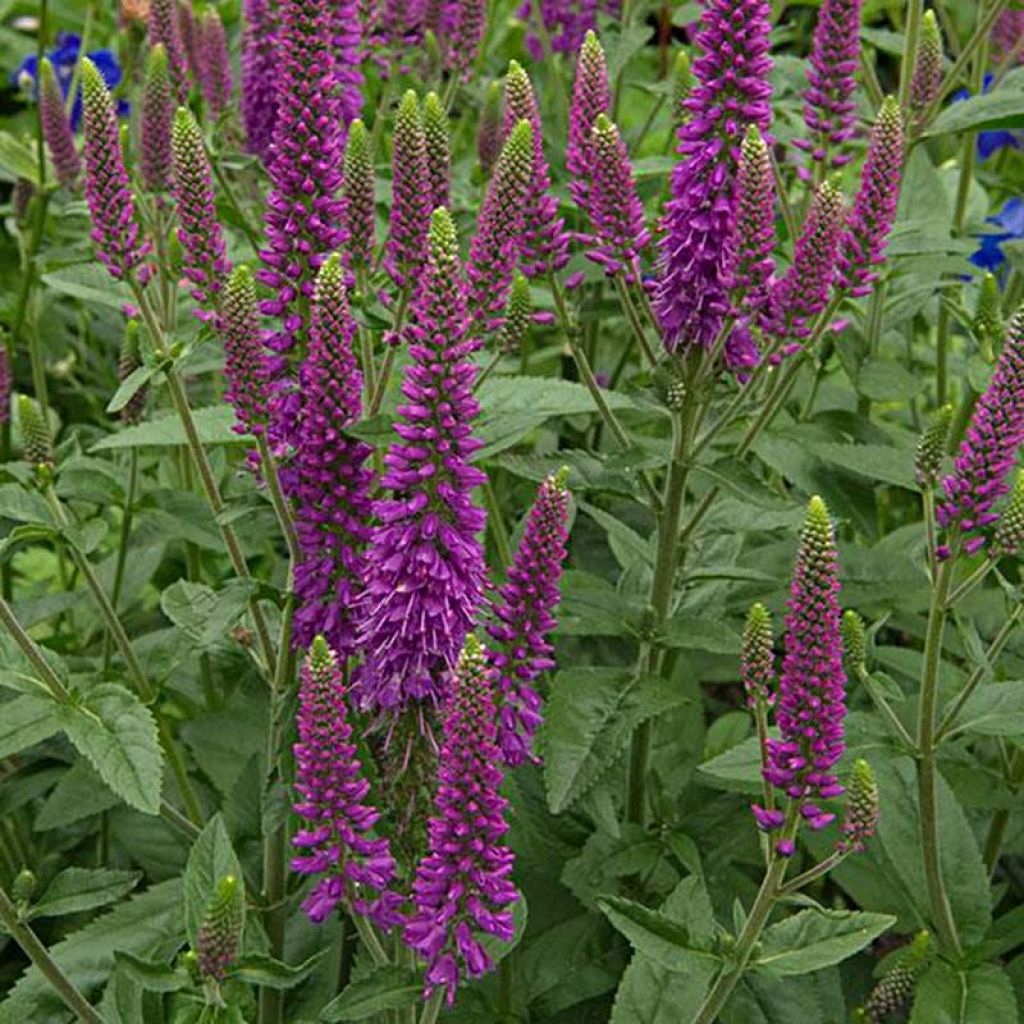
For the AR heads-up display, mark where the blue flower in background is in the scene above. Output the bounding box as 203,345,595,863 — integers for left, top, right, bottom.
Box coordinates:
953,73,1024,160
971,196,1024,279
11,32,124,130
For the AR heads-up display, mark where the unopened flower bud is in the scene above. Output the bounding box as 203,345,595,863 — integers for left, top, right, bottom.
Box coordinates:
838,759,878,854
195,875,244,983
914,404,953,488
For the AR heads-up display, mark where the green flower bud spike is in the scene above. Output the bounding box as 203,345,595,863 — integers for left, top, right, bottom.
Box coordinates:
838,758,878,854
18,395,53,469
841,610,867,675
422,91,451,213
740,602,774,708
498,271,531,354
974,272,1003,363
653,360,687,412
195,874,244,984
914,403,953,488
993,470,1024,557
861,930,933,1023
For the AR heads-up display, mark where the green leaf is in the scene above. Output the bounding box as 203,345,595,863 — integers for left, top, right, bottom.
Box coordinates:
556,570,638,638
856,361,926,402
910,962,1018,1023
753,909,895,976
0,694,61,759
544,668,691,813
0,484,55,526
183,814,243,947
722,969,846,1024
598,889,720,976
91,405,250,450
106,364,159,415
928,90,1024,137
0,131,45,183
34,760,121,831
28,868,140,921
160,579,255,649
56,684,163,815
579,501,651,570
698,733,775,792
660,614,741,655
112,951,190,993
945,682,1024,737
319,966,423,1021
42,263,132,311
233,951,327,989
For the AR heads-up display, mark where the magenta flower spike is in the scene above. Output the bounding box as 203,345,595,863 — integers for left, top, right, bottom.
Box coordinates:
38,58,81,189
653,0,773,363
937,308,1024,559
178,0,201,83
792,0,863,177
567,30,610,217
447,0,487,79
585,114,650,281
838,96,903,298
423,92,451,214
197,8,233,119
343,119,376,270
404,635,518,1005
837,758,878,854
477,81,503,177
520,0,618,61
466,119,535,333
141,44,174,193
171,107,231,318
384,91,431,291
502,61,569,278
221,267,270,436
728,126,776,318
358,209,487,711
758,496,847,847
80,58,148,282
292,637,397,924
292,255,373,658
241,0,278,161
765,180,844,350
911,11,943,116
992,10,1024,66
331,0,364,127
487,470,571,766
148,0,190,102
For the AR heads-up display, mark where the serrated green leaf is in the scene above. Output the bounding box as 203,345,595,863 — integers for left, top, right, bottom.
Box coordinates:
34,760,121,831
910,962,1018,1023
112,951,190,993
233,951,327,989
698,733,775,792
42,263,132,311
91,405,251,450
944,682,1024,737
928,90,1024,137
753,909,895,976
183,814,243,947
28,868,140,921
106,364,159,415
319,966,422,1021
160,579,255,649
0,693,61,758
0,484,55,526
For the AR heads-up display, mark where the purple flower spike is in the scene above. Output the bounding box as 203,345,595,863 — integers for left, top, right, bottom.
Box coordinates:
487,469,571,766
911,11,943,116
838,96,903,298
477,81,503,177
221,266,270,436
502,61,569,277
257,0,346,434
423,92,451,214
81,58,147,281
521,0,618,60
331,0,364,127
241,0,278,161
937,308,1024,559
385,90,431,291
358,209,487,711
653,0,773,361
293,255,373,658
404,636,518,1006
447,0,487,79
197,8,232,119
148,0,189,102
343,119,376,270
567,30,610,217
764,496,847,812
141,45,173,193
792,0,863,177
466,119,535,333
766,180,844,348
292,636,396,925
171,107,231,318
728,126,776,320
585,114,650,280
38,58,80,189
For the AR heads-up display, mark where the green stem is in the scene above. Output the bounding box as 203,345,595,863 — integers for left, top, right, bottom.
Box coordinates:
418,990,445,1024
368,289,411,416
983,748,1024,876
859,47,886,111
483,480,513,569
916,558,962,955
860,669,916,749
0,886,106,1024
103,449,138,672
256,436,301,565
0,595,74,703
349,906,390,967
779,850,846,896
15,191,53,424
211,160,262,256
613,274,658,367
897,0,924,112
946,558,994,607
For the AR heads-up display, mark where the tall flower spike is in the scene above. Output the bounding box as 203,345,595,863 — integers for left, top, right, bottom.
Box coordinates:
911,11,943,116
178,1,201,83
447,0,487,79
422,92,451,213
343,119,376,271
221,267,270,436
38,58,80,189
728,126,776,315
195,876,244,982
763,496,847,840
258,0,346,432
838,96,903,298
331,0,364,128
292,637,396,924
991,10,1024,66
197,8,232,119
765,180,844,351
466,119,535,333
502,61,569,277
792,0,863,177
141,45,174,193
18,396,53,468
81,58,147,281
585,114,650,281
914,403,953,488
654,0,773,361
838,758,878,853
477,81,503,177
404,636,518,1004
487,470,571,765
498,271,531,354
740,602,774,709
358,209,487,710
148,0,189,102
292,256,373,657
937,308,1024,559
567,30,611,216
241,0,278,161
171,107,231,319
385,91,431,291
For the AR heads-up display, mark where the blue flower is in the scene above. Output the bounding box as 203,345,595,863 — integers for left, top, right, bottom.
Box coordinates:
952,73,1024,161
11,32,124,130
971,197,1024,279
